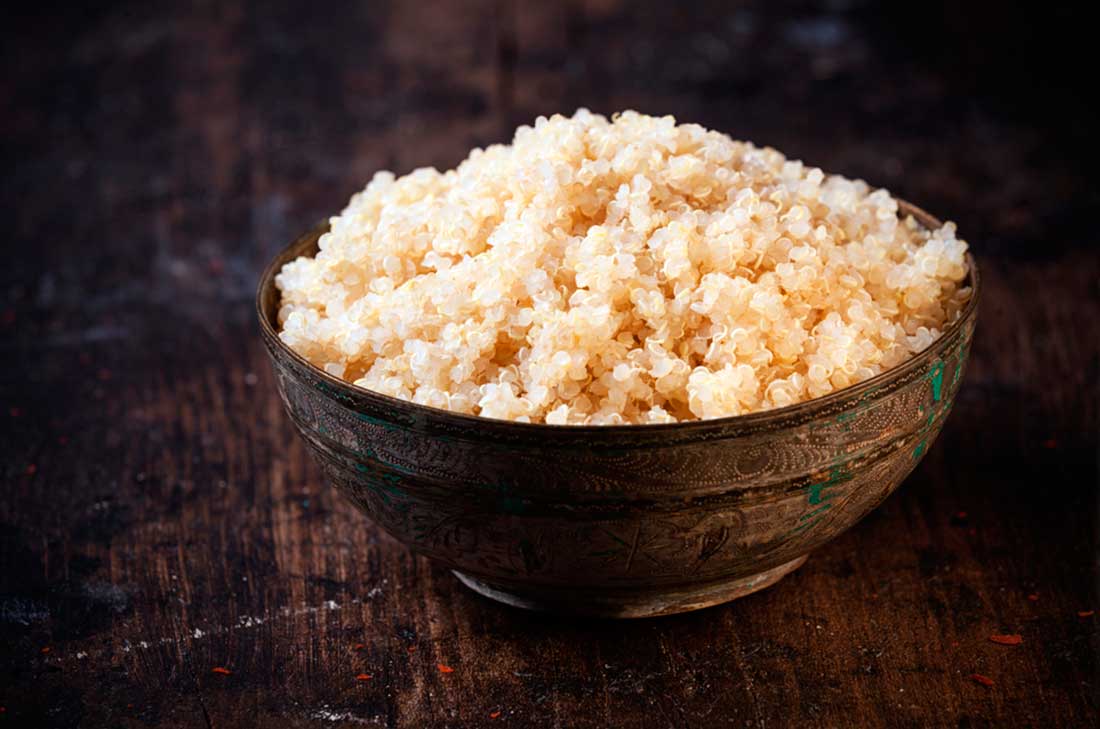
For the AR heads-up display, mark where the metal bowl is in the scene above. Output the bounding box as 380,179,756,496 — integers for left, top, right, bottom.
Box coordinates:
256,201,979,618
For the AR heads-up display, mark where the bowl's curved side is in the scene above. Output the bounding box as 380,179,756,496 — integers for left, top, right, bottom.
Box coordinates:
265,307,974,590
258,202,978,606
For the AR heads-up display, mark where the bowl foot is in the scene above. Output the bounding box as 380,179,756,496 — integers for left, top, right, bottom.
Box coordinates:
453,555,808,618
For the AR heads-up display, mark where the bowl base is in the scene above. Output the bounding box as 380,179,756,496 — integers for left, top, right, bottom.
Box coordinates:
453,555,808,618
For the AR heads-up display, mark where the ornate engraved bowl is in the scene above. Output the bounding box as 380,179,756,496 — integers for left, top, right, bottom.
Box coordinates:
257,201,979,618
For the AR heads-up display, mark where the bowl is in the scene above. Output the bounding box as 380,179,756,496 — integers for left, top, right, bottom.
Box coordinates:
256,201,979,618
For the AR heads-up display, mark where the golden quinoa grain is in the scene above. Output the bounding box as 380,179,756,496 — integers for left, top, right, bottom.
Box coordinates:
276,110,971,424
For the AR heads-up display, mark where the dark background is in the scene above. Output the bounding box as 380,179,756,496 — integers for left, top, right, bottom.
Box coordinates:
2,1,1097,727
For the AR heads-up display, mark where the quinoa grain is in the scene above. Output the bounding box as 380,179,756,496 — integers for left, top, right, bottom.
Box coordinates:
277,110,970,424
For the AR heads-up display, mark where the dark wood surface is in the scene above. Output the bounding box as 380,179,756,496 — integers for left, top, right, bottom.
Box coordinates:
2,1,1097,726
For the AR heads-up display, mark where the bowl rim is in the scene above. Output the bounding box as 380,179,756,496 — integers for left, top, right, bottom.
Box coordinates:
256,199,980,435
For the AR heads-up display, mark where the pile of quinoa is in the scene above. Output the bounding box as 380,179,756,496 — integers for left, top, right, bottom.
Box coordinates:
276,110,970,424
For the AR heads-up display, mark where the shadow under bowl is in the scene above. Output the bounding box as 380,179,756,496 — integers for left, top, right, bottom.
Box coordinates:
256,201,979,618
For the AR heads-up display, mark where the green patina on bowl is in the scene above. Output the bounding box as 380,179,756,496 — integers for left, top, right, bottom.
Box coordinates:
256,201,979,618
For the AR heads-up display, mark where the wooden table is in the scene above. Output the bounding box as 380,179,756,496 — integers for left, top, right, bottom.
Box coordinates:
2,1,1097,726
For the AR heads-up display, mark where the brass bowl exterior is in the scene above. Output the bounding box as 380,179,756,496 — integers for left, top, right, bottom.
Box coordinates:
256,201,979,617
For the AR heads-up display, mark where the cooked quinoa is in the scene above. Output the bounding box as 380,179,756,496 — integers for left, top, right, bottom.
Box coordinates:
276,110,970,425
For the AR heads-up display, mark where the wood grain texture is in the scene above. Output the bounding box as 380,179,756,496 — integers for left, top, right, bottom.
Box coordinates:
1,1,1097,726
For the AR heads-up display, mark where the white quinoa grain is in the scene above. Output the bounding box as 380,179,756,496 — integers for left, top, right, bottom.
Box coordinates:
277,110,970,424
